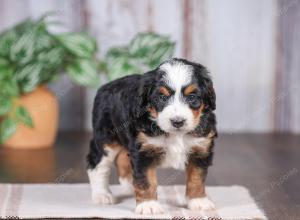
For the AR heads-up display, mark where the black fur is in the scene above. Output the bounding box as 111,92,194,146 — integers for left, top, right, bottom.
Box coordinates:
87,58,217,186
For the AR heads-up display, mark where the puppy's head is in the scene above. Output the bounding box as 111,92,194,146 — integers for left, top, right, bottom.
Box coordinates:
139,58,215,134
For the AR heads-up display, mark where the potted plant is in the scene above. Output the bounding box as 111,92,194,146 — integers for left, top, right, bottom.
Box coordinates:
0,15,99,149
0,13,176,149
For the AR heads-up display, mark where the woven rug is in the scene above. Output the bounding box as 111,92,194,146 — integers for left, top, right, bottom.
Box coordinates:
0,184,266,219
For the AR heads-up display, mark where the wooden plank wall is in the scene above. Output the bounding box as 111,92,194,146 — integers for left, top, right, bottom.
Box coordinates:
0,0,299,134
276,0,300,133
185,0,277,133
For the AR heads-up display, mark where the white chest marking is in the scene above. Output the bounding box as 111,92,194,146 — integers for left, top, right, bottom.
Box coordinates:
144,134,211,170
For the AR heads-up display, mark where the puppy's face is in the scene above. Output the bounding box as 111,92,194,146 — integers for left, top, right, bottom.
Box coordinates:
146,59,215,134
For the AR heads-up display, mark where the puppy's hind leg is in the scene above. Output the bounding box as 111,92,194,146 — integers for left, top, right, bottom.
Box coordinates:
87,140,120,204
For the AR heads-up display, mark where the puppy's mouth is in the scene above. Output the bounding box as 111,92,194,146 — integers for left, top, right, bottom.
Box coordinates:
167,126,190,134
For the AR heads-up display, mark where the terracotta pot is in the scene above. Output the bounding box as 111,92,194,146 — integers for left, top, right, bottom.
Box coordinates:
2,86,59,149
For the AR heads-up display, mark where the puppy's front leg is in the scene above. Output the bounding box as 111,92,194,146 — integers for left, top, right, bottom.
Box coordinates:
186,162,215,211
132,148,165,215
134,167,164,214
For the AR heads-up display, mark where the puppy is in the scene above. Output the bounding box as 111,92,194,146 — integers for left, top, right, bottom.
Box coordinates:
87,58,217,214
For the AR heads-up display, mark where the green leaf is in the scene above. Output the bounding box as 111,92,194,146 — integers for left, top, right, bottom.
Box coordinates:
129,33,175,68
15,106,33,127
103,32,175,80
10,31,36,64
15,63,42,93
57,33,97,58
21,75,40,93
0,97,12,116
0,19,35,58
0,58,14,79
35,32,54,52
0,57,8,66
98,60,108,73
66,59,99,86
129,33,171,56
14,19,35,35
105,47,141,79
106,47,129,58
40,69,61,84
0,80,19,97
0,29,18,57
37,47,64,67
37,46,65,83
0,117,17,144
147,42,175,68
15,63,42,81
107,57,141,81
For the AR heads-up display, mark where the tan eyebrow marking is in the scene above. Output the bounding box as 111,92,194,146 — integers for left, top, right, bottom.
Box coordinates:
184,84,197,96
148,107,158,118
159,86,171,96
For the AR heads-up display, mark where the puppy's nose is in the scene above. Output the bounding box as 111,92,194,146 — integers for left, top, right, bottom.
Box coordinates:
170,117,186,128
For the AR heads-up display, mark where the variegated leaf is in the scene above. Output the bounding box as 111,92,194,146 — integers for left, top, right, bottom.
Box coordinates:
10,31,36,64
0,117,17,143
66,59,99,86
57,33,97,58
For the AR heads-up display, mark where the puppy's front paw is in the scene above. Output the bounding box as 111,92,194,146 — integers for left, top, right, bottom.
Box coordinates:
187,197,215,211
135,200,164,215
92,191,115,204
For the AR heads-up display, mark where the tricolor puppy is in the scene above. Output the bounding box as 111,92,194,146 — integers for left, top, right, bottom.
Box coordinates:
87,58,217,214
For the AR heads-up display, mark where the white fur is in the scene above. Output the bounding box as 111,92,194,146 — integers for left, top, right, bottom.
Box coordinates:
156,95,195,133
160,61,193,91
158,61,196,133
187,197,216,211
135,200,164,215
87,147,119,204
142,133,212,170
119,177,134,195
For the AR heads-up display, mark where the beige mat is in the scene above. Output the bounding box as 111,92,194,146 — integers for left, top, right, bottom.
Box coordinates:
0,184,266,219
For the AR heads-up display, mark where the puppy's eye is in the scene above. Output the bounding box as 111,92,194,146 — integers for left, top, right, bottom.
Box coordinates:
187,94,197,103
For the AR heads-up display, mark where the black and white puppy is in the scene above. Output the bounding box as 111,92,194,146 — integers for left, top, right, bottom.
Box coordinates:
87,58,217,214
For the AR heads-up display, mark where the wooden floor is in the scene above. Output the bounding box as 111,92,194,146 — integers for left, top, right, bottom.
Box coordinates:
0,132,299,219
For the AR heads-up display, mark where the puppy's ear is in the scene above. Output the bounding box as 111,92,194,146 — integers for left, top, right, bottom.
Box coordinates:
193,64,216,111
202,77,216,110
135,70,157,118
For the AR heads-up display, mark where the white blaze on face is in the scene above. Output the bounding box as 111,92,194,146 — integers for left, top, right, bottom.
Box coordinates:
157,61,195,133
